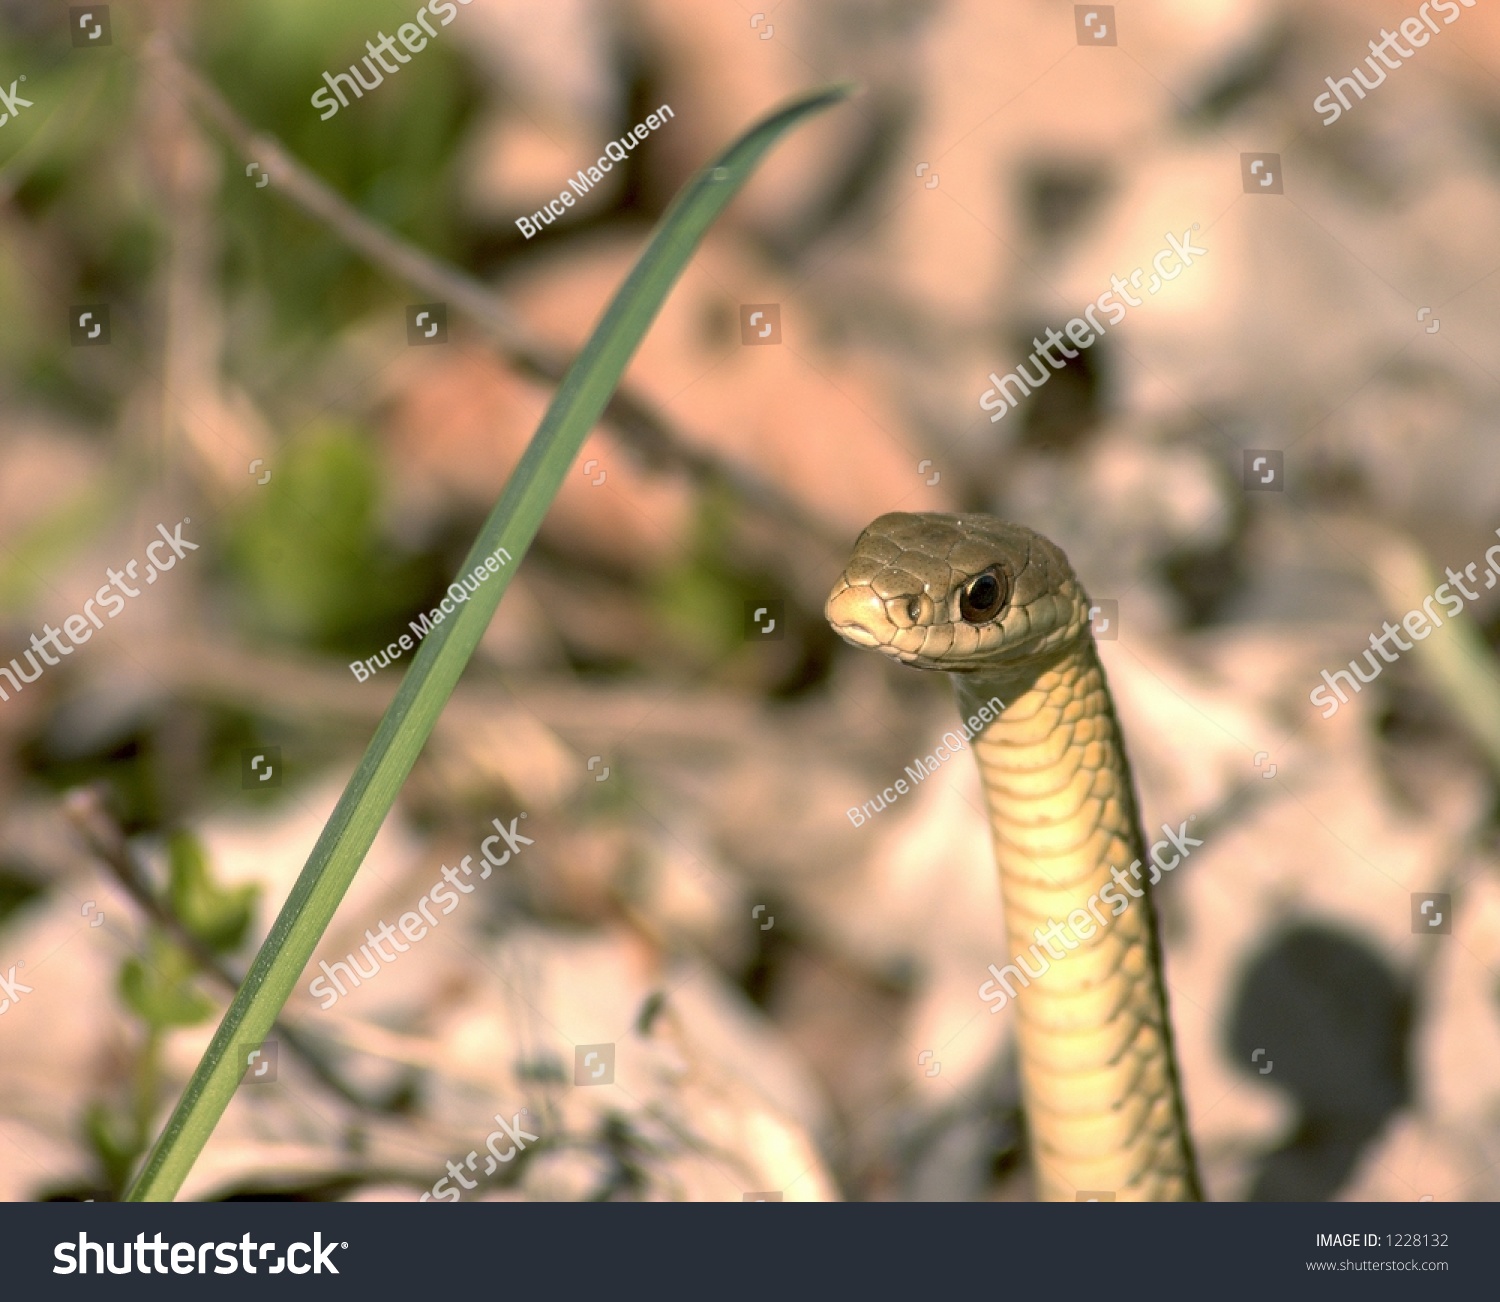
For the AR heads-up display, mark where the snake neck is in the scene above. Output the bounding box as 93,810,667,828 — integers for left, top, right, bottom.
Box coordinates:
954,642,1202,1202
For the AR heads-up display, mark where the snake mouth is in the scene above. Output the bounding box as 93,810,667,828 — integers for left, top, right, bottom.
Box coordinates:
829,619,916,662
829,619,880,648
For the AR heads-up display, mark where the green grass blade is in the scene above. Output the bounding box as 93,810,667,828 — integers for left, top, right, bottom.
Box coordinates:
125,82,852,1202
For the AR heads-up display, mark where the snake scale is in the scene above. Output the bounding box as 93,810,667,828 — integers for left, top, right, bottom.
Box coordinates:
825,512,1202,1201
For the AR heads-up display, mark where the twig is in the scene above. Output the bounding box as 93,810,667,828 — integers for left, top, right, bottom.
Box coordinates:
63,784,399,1116
1364,529,1500,777
147,40,844,550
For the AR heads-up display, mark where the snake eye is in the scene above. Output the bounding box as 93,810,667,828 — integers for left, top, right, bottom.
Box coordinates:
959,567,1009,624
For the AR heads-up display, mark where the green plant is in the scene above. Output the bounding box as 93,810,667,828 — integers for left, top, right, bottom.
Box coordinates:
124,83,852,1201
88,833,259,1197
225,423,432,652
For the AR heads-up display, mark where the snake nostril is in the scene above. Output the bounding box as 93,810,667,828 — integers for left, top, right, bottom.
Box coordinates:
906,597,922,624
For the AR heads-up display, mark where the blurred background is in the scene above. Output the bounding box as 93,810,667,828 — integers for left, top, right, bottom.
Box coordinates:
1,0,1499,1202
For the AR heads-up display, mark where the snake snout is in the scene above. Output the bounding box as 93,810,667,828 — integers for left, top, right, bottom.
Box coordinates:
825,583,906,654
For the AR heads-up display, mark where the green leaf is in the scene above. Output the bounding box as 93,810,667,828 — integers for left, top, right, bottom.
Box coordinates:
166,831,259,955
85,1101,143,1195
120,937,216,1030
650,489,783,660
125,82,852,1202
225,425,429,652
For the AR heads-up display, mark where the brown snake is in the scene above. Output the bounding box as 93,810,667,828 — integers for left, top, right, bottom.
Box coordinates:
825,512,1202,1201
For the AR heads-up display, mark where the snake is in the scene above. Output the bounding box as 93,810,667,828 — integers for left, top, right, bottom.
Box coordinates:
825,512,1202,1201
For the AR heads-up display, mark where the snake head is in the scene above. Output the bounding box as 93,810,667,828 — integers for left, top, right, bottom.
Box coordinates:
824,512,1091,677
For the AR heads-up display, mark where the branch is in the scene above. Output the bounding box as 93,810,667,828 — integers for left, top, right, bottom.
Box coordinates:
147,39,843,549
63,784,401,1116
